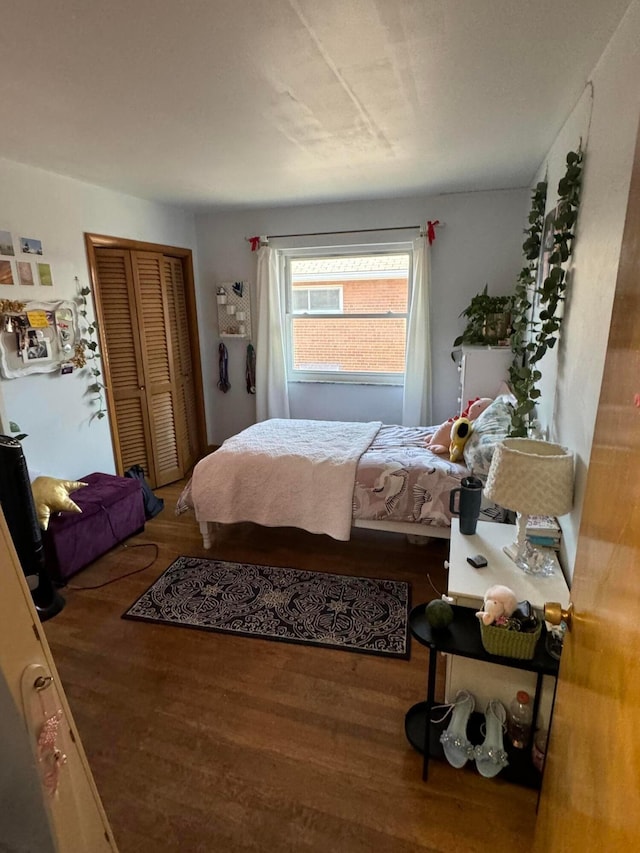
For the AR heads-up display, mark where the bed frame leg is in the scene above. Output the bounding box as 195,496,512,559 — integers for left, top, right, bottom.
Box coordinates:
200,521,213,549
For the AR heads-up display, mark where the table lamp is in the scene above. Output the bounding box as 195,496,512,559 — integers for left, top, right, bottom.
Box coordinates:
483,438,573,576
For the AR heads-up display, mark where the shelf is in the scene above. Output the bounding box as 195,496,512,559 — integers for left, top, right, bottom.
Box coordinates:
409,603,559,676
405,702,542,789
406,601,558,788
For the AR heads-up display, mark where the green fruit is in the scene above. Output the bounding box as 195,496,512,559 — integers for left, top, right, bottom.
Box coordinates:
425,599,454,630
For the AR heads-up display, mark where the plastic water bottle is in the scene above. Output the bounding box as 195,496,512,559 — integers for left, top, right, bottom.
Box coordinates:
507,690,533,749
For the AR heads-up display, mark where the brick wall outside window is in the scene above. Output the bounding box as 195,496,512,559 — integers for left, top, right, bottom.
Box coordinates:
292,277,407,373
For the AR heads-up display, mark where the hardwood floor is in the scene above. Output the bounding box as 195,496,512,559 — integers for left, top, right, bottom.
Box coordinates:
44,480,537,853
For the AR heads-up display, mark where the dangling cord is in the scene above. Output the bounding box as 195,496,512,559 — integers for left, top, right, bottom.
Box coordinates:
218,342,230,392
246,343,256,394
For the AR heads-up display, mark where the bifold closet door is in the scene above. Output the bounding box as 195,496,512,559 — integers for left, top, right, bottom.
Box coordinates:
95,248,183,488
130,251,183,487
164,255,199,472
94,248,155,479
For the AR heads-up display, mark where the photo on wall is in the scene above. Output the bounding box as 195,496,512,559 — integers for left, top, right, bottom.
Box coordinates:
21,236,44,255
17,261,34,286
0,260,15,286
37,262,53,286
21,328,52,362
0,230,15,256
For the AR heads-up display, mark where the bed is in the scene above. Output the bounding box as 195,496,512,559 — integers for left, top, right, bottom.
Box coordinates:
177,394,515,548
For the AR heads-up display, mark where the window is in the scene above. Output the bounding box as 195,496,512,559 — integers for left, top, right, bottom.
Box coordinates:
284,249,411,383
292,286,343,314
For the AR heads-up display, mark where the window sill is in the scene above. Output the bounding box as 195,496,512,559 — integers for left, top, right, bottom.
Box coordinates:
287,378,403,387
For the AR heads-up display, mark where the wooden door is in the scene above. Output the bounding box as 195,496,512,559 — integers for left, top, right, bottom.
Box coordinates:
89,235,206,488
164,255,200,472
95,248,155,479
131,251,183,487
0,509,118,851
533,124,640,847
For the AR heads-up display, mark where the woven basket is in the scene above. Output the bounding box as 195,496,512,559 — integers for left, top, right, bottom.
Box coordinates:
480,619,542,660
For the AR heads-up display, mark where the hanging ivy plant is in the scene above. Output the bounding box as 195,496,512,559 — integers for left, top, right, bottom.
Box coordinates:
508,181,547,434
509,150,583,435
76,281,107,421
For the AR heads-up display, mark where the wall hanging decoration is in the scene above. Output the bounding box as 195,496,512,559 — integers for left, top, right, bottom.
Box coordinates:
216,281,252,338
0,260,15,286
218,342,230,392
0,298,79,378
37,262,53,287
0,230,15,256
509,149,583,436
17,261,34,286
246,343,256,394
20,237,43,255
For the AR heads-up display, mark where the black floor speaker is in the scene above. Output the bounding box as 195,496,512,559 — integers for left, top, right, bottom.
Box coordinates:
0,435,65,621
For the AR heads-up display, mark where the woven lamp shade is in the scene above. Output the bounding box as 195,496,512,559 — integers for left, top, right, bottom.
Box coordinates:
484,438,574,517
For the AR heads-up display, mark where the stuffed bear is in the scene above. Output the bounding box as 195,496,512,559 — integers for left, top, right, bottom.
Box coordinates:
426,397,493,456
475,584,518,626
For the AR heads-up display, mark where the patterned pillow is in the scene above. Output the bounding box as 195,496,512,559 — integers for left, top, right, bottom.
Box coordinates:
463,396,514,479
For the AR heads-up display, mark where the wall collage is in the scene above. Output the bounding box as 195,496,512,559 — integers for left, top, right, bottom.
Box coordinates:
0,228,79,379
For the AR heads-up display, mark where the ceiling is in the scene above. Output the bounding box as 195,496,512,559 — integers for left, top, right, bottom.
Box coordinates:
0,0,631,211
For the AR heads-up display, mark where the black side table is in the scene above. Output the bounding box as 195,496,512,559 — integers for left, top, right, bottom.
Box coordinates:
405,603,560,787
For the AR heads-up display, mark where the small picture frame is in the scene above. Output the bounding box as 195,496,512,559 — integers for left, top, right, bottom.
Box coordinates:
0,230,15,256
0,259,14,286
21,237,44,255
37,262,53,286
17,261,34,286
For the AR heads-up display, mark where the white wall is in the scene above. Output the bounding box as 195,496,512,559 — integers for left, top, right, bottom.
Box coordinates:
0,158,199,480
195,189,528,445
535,0,640,579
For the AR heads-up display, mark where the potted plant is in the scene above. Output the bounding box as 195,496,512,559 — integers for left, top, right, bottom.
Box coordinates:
453,285,512,348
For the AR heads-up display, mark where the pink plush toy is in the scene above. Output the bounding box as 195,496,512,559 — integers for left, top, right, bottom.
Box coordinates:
475,584,519,626
426,397,493,455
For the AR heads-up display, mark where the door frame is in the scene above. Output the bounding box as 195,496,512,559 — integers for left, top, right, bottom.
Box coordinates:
84,233,207,478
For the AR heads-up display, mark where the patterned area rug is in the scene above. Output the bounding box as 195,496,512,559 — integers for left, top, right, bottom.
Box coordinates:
123,557,411,658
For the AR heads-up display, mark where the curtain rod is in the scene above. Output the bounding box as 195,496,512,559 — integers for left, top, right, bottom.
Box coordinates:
262,225,422,239
246,221,443,246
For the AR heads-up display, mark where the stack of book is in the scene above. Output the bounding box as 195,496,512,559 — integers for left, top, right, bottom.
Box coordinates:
526,515,561,551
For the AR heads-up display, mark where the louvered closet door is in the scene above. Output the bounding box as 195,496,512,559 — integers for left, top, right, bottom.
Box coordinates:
94,248,155,479
131,251,183,487
164,256,199,471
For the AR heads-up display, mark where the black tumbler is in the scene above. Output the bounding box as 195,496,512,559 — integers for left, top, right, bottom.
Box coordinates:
449,476,483,535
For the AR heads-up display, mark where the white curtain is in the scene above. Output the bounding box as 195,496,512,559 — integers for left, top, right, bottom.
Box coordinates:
402,234,432,426
255,245,290,421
